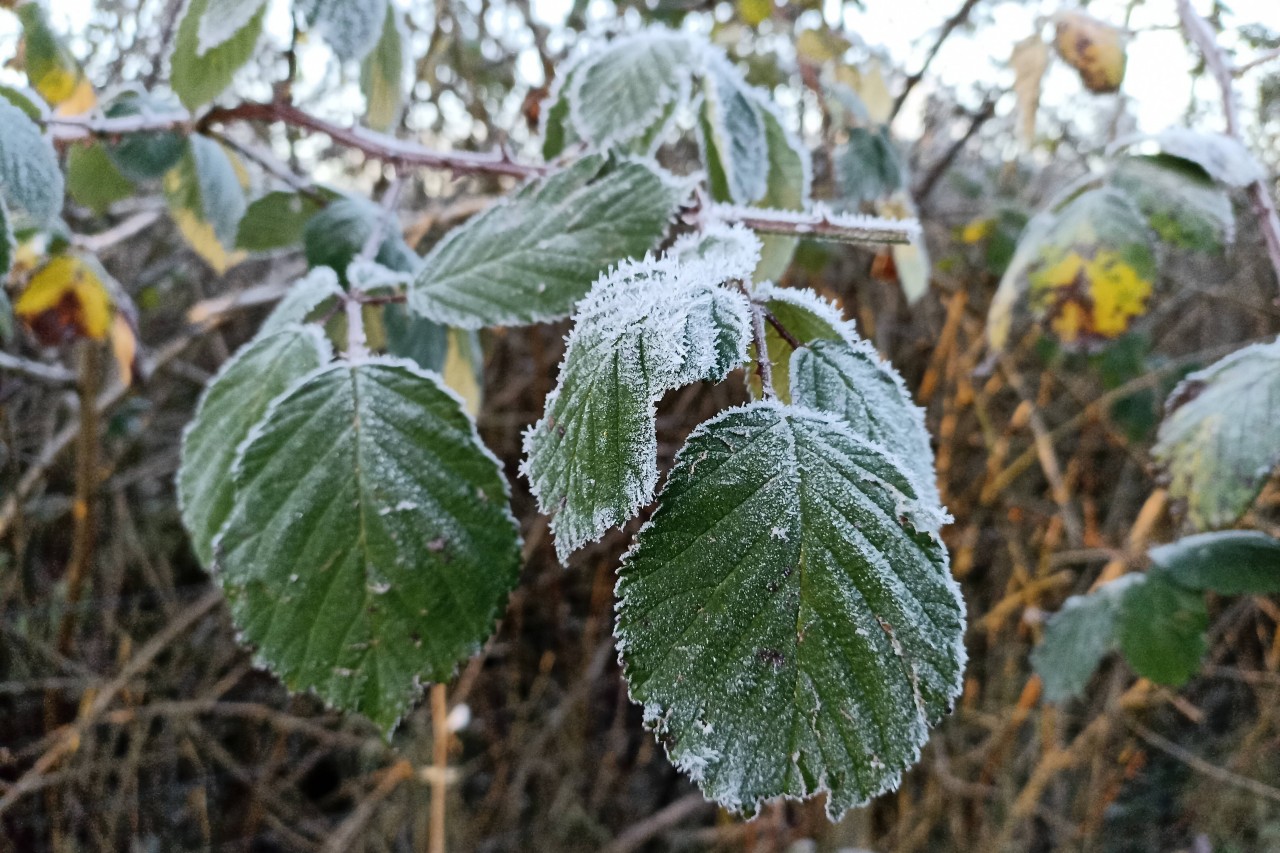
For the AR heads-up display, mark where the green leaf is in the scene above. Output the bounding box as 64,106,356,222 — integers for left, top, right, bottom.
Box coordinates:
213,358,522,733
752,103,810,283
169,0,266,110
836,126,903,205
15,3,94,112
297,0,388,62
0,84,48,121
67,142,134,215
0,96,63,228
0,286,13,347
1152,339,1280,530
540,59,582,160
179,325,332,567
522,253,753,562
700,52,768,204
409,155,688,328
1117,572,1208,686
256,267,345,341
749,284,850,403
384,303,448,372
360,4,407,132
1149,531,1280,596
790,338,938,505
164,135,249,266
1156,128,1266,188
303,197,416,282
1031,575,1141,701
566,29,695,148
195,0,268,55
102,90,187,181
1111,155,1234,252
236,191,326,252
615,401,963,818
986,188,1156,351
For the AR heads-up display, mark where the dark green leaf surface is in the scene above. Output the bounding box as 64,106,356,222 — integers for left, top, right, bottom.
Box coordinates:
616,402,963,818
522,252,753,562
1149,531,1280,595
303,197,417,282
790,338,938,505
179,325,332,567
236,191,325,252
214,358,522,732
103,91,187,180
836,126,902,205
1117,573,1208,686
67,142,134,215
410,155,687,328
1031,575,1140,701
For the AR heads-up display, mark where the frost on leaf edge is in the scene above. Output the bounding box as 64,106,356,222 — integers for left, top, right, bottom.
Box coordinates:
612,398,965,820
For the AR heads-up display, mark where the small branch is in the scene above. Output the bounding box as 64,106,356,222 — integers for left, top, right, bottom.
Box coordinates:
1129,720,1280,806
914,97,997,203
430,683,449,853
1177,0,1280,293
890,0,983,121
763,310,803,350
714,203,920,245
1237,45,1280,75
46,100,546,180
0,352,76,385
741,287,775,398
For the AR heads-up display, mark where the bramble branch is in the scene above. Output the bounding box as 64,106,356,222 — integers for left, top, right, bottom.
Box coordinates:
46,100,919,246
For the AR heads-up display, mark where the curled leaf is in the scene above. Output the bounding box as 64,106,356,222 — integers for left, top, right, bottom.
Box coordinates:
1053,11,1126,94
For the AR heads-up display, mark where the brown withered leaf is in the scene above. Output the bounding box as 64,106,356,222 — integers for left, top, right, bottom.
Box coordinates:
1054,11,1126,94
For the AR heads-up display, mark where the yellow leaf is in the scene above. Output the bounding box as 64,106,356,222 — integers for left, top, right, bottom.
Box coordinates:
1011,35,1049,148
846,60,893,124
961,217,995,244
14,255,113,343
796,29,850,66
1029,249,1152,344
737,0,773,26
109,313,138,386
442,329,482,417
53,75,96,116
169,204,247,274
1053,11,1126,94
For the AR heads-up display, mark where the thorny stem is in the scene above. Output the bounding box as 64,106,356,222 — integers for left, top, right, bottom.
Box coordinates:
763,310,803,350
738,284,776,398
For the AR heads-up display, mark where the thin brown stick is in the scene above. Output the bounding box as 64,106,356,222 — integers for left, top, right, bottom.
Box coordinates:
890,0,983,120
1129,720,1280,805
430,683,449,853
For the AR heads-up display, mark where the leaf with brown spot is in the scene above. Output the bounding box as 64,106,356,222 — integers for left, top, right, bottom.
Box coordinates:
1053,11,1126,94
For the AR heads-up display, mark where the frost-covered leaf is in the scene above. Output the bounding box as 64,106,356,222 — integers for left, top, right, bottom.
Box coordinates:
1150,531,1280,596
1031,574,1140,702
540,58,583,161
236,190,326,252
1117,573,1207,686
102,91,188,181
410,155,687,328
567,29,696,149
836,127,902,206
383,303,448,372
522,254,752,562
1053,11,1126,94
0,84,48,121
0,198,12,282
1156,128,1265,188
986,188,1155,351
615,401,963,818
0,96,63,228
213,358,521,733
297,0,389,62
170,0,266,110
67,142,134,216
164,135,249,273
1111,155,1234,252
256,267,345,341
791,338,938,505
1153,340,1280,530
196,0,268,55
360,4,406,132
179,325,331,567
700,52,768,205
749,284,851,404
667,222,762,273
303,197,416,283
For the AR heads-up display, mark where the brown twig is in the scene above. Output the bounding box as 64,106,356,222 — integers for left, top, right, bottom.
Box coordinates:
890,0,983,120
430,683,449,853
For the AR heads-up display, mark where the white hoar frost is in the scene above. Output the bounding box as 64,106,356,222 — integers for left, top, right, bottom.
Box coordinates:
522,243,758,563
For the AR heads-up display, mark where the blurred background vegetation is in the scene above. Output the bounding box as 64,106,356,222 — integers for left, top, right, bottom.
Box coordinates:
2,0,1280,850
